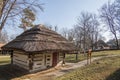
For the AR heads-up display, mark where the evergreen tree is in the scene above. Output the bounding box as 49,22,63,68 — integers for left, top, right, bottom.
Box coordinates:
19,8,35,31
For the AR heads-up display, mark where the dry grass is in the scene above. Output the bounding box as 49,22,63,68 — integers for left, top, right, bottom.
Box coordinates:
56,56,120,80
0,50,120,80
0,55,10,65
65,50,120,63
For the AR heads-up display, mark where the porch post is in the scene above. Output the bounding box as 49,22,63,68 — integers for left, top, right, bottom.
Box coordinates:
62,53,65,66
11,50,13,64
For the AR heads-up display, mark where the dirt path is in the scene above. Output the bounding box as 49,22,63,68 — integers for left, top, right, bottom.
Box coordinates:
13,55,119,80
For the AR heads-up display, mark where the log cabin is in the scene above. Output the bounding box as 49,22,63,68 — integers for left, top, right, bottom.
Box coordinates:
2,24,77,72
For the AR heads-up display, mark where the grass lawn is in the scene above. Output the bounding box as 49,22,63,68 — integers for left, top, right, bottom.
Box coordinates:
0,55,10,65
0,50,120,80
65,50,120,63
0,50,119,64
56,56,120,80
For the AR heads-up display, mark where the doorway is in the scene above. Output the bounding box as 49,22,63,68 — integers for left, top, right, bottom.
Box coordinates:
52,52,58,66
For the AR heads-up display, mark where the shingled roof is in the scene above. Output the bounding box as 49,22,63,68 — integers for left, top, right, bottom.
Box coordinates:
2,24,77,53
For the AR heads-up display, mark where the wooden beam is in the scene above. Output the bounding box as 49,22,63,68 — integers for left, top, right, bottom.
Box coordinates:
62,53,65,66
11,51,13,64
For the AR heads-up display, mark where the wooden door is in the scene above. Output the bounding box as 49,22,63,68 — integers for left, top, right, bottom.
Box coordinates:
52,53,58,66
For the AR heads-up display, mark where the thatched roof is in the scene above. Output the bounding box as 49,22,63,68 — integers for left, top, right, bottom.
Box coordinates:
2,24,77,53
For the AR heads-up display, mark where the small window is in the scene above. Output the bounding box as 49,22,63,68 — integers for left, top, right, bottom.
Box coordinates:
47,59,50,61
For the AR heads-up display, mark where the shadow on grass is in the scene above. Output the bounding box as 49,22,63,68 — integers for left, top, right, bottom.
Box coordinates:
60,69,74,73
0,64,29,80
106,68,120,80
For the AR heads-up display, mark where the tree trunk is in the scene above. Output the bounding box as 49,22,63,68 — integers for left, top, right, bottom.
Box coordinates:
91,33,94,50
75,53,78,61
83,28,86,55
114,34,119,49
0,0,17,32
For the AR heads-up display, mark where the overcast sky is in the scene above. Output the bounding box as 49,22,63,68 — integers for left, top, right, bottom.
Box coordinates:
6,0,114,41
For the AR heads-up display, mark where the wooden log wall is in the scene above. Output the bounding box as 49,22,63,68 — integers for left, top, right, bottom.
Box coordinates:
13,51,61,72
31,53,53,72
13,51,29,70
32,53,45,71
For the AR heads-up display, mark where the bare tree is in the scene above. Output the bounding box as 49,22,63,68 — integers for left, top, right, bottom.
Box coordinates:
88,14,100,49
100,1,119,49
113,0,120,33
73,26,83,50
67,29,75,41
54,25,58,32
0,30,8,43
61,27,69,39
0,0,43,33
74,12,101,53
75,12,93,53
44,24,59,32
112,0,120,34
